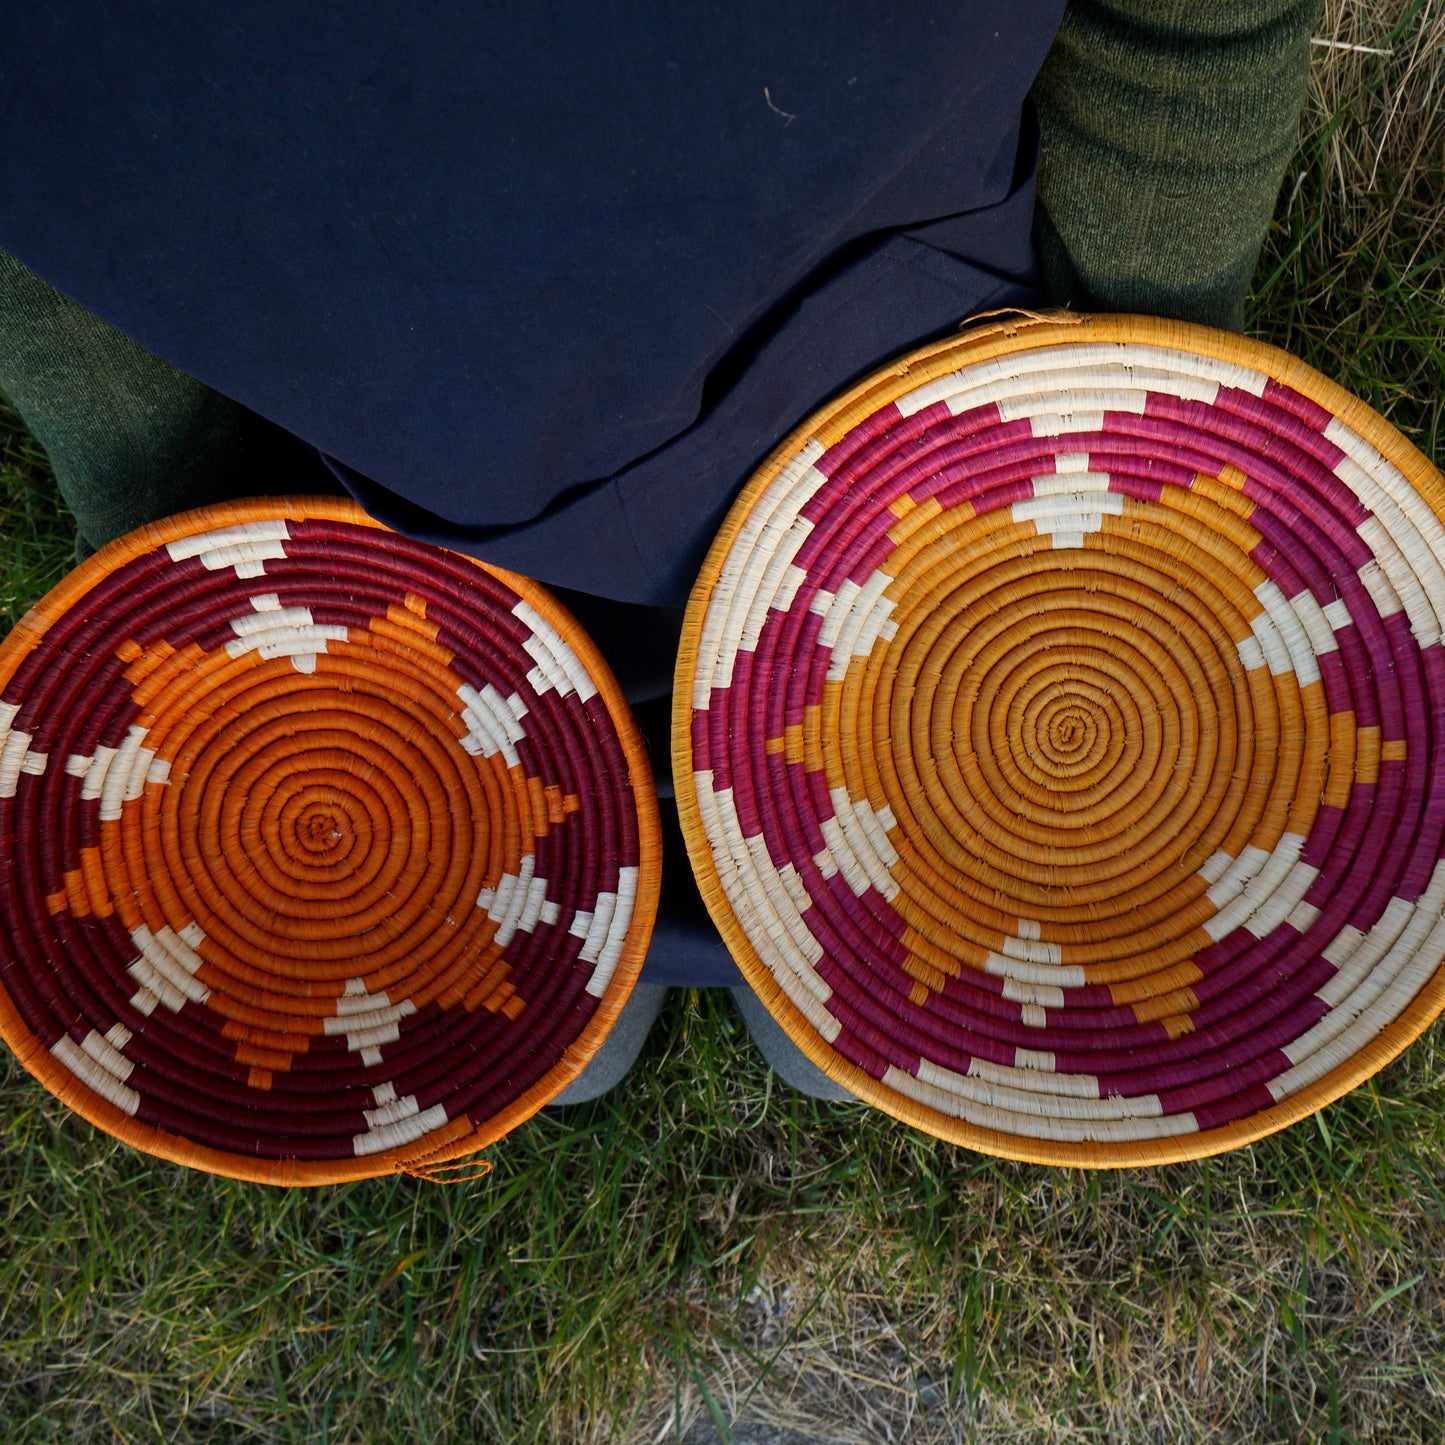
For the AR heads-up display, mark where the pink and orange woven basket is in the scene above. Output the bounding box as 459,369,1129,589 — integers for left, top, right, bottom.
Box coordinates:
674,313,1445,1167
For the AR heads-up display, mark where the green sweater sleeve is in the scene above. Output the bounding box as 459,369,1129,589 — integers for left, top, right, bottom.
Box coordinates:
1032,0,1322,330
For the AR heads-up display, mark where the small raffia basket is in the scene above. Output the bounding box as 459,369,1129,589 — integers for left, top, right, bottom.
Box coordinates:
0,497,659,1183
674,313,1445,1167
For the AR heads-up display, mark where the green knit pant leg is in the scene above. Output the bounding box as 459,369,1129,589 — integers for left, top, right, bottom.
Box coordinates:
0,246,314,552
1033,0,1322,331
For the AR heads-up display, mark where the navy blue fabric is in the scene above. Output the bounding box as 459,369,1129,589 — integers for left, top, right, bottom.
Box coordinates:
0,1,1061,605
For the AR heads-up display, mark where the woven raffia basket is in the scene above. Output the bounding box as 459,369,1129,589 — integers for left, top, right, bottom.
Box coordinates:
674,313,1445,1167
0,498,659,1183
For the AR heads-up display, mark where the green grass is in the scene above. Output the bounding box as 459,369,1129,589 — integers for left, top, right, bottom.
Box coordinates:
0,397,73,631
3,6,1445,1442
1,999,1443,1442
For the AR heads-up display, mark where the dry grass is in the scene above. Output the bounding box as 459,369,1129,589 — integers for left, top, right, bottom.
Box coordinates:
1307,0,1444,265
582,1028,1445,1445
1256,0,1445,460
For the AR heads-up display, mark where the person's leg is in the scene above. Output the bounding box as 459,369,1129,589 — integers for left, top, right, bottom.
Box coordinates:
728,986,855,1102
0,247,324,551
1032,0,1322,330
548,983,672,1105
553,982,860,1105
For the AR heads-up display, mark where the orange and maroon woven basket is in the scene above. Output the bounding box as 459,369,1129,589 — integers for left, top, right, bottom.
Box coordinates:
0,497,660,1183
675,313,1445,1167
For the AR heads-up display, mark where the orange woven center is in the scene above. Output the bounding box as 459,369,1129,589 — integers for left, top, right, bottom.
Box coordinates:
117,648,514,996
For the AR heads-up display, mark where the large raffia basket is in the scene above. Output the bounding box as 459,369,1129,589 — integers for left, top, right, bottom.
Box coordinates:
675,312,1445,1167
0,497,659,1184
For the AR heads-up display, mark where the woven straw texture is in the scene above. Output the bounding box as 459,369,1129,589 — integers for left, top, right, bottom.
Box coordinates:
0,498,659,1184
675,313,1445,1167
